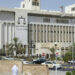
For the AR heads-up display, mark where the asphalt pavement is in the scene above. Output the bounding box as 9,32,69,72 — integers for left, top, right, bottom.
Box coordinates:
61,64,75,71
49,70,68,75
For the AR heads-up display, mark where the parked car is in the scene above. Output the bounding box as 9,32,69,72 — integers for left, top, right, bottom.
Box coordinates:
68,60,75,64
2,56,14,60
23,61,30,64
41,61,54,69
0,57,2,60
52,62,62,69
33,58,46,64
42,61,62,69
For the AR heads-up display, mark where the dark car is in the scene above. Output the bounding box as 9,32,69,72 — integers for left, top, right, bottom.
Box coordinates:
33,58,46,64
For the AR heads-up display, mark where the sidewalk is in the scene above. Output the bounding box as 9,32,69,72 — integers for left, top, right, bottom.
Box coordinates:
0,73,22,75
0,73,11,75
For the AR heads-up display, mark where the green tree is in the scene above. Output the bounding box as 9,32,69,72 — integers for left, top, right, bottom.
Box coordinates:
63,52,72,62
68,43,75,52
63,43,75,62
50,47,55,60
4,37,26,57
13,37,19,52
5,43,14,56
72,71,75,75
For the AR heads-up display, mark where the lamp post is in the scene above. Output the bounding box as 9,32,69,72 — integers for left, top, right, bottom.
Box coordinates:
54,42,57,75
72,26,74,70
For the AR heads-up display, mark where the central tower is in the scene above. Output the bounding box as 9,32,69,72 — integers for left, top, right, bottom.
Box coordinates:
21,0,40,10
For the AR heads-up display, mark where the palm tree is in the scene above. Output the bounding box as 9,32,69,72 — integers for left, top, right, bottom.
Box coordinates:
4,37,26,57
13,37,18,47
5,43,14,56
13,37,19,55
13,37,26,56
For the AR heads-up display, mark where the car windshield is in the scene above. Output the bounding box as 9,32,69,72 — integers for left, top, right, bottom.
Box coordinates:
46,62,52,64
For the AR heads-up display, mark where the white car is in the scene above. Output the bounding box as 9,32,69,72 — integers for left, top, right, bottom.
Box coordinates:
68,60,75,64
52,62,62,69
23,61,30,64
42,61,54,69
2,57,14,60
42,61,62,69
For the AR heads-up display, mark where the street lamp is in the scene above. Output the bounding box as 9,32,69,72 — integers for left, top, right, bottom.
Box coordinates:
72,27,74,70
54,42,57,75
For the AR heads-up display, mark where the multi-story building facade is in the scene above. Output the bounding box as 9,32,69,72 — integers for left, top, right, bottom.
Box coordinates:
0,0,75,57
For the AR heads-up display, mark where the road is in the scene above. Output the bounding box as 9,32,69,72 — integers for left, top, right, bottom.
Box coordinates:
49,70,68,75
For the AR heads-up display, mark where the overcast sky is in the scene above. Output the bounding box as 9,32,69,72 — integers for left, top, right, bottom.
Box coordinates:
0,0,75,11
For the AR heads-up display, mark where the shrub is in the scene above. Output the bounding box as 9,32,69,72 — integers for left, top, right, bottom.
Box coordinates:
72,71,75,75
0,49,6,56
66,72,71,75
63,52,72,62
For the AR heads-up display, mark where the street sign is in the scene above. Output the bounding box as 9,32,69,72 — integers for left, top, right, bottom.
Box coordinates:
42,53,46,56
56,52,58,56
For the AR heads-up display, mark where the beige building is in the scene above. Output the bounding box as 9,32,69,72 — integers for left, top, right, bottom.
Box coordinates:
0,0,75,57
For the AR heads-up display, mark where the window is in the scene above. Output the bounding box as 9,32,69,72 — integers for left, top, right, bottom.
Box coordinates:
43,18,50,23
3,45,5,48
32,1,39,6
56,18,69,24
23,4,25,8
71,7,75,11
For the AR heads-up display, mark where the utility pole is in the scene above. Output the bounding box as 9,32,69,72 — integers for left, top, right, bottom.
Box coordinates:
54,42,57,75
72,25,74,70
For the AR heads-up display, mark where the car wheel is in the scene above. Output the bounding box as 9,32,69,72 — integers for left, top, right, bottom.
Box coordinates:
53,66,56,70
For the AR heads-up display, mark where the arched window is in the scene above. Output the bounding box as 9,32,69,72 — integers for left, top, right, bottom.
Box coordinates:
22,4,25,8
71,7,75,11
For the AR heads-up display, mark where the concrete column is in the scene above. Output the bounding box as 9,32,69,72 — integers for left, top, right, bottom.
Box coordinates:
56,25,57,42
46,25,47,42
32,24,34,55
65,26,66,43
49,25,50,42
10,24,12,43
71,26,72,43
59,25,60,42
0,22,3,49
8,24,12,44
43,25,44,43
62,26,63,42
5,23,8,45
74,26,75,42
1,23,5,46
32,24,34,41
36,24,37,42
53,25,54,42
12,24,15,41
68,26,69,43
40,25,41,42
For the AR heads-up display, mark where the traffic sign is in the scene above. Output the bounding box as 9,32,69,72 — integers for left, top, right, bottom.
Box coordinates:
42,53,46,56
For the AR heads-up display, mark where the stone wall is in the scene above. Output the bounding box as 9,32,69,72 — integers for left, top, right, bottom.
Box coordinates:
0,60,22,74
0,60,49,75
23,64,49,75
